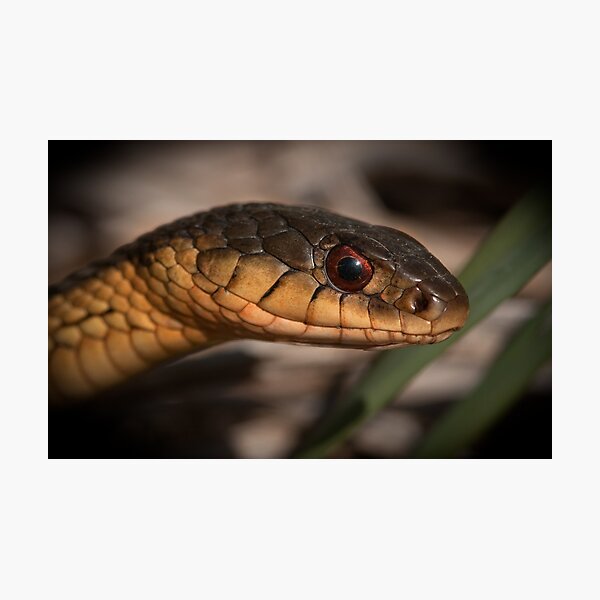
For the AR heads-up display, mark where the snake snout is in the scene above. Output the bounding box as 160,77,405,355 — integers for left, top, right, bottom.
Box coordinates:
414,277,470,335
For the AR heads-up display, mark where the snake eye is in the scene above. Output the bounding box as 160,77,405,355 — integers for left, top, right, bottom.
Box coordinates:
325,245,373,292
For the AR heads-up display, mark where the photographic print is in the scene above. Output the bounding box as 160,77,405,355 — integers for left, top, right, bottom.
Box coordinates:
48,141,551,458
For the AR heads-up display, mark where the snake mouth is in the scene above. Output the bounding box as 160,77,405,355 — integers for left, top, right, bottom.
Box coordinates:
197,279,470,350
224,289,469,350
318,291,468,348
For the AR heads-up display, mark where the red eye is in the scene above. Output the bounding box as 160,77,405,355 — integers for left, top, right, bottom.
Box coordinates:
325,245,373,292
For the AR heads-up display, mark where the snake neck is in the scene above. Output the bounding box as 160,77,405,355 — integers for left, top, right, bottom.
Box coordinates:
48,259,222,403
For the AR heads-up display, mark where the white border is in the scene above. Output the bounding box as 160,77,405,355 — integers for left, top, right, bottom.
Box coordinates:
3,0,591,598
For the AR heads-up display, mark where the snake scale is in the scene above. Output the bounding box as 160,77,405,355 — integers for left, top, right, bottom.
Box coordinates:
49,203,469,403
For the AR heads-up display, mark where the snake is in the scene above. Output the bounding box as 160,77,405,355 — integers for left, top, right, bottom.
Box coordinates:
49,203,469,403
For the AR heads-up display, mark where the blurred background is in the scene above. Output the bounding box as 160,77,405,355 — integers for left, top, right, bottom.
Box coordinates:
48,141,551,458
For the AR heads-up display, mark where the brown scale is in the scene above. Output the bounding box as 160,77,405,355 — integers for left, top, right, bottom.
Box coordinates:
49,202,469,403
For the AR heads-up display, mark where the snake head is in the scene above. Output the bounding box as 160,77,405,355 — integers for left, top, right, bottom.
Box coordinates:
316,225,469,345
184,204,469,349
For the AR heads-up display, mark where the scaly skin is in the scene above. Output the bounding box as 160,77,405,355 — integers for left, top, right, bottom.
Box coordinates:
49,203,469,402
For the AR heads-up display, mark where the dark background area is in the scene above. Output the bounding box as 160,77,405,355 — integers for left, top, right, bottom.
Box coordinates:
50,140,551,219
48,140,551,458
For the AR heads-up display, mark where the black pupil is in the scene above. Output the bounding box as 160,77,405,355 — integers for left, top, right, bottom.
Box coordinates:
337,256,363,281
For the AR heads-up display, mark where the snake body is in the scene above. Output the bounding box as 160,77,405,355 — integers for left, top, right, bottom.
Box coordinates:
49,203,469,402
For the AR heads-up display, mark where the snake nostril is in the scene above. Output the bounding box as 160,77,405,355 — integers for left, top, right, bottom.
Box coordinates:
396,287,428,314
413,291,428,313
